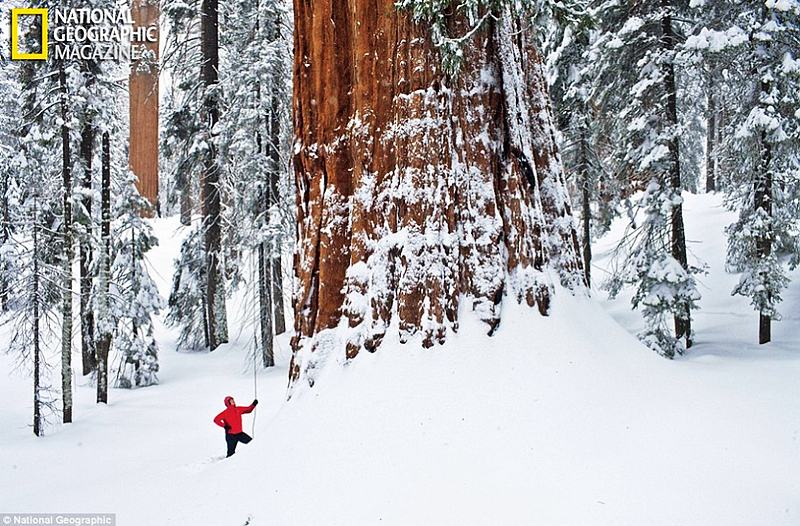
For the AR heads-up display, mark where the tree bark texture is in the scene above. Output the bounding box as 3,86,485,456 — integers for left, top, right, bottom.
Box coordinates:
290,2,583,385
80,122,96,376
705,79,716,193
59,64,73,424
129,0,160,213
662,13,692,348
32,200,42,436
756,125,773,345
201,0,228,350
97,132,112,404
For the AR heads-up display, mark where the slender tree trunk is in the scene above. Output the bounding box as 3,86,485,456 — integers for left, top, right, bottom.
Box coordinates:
97,132,112,404
578,121,592,286
0,165,8,312
59,64,74,424
80,122,96,375
756,121,773,345
32,200,42,436
271,257,286,334
705,77,716,193
180,180,192,226
290,2,583,385
267,68,286,337
258,241,274,367
662,13,691,349
201,0,227,350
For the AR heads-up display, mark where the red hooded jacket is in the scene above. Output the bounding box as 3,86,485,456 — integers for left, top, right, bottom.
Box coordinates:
213,396,256,435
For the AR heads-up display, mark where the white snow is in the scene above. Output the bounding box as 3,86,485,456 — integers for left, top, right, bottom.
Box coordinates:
2,194,800,525
683,27,748,53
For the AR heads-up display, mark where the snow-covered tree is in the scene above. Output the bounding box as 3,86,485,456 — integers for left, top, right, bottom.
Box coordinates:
218,0,292,367
110,173,165,388
692,0,800,344
591,0,701,356
2,51,65,434
162,0,229,351
167,227,209,351
289,0,585,388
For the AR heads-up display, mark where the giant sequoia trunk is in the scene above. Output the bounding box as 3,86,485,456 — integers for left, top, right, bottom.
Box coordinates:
129,0,160,212
290,2,583,386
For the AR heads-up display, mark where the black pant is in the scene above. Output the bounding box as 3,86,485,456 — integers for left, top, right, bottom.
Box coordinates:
225,432,252,457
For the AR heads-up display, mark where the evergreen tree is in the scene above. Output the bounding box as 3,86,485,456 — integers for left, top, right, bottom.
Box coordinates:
218,0,292,367
2,51,64,434
167,227,209,351
110,173,165,388
705,0,800,343
591,0,701,356
162,0,230,351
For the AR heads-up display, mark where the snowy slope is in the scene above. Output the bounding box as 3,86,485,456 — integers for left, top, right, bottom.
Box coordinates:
1,193,799,526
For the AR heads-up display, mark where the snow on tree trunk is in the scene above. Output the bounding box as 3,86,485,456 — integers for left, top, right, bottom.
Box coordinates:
290,1,583,386
97,132,112,404
756,123,773,345
59,64,73,424
32,201,42,436
663,13,692,349
705,78,717,193
201,0,228,350
80,121,96,376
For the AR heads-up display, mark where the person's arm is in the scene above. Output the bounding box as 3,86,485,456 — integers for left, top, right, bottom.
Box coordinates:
213,412,228,428
240,400,258,414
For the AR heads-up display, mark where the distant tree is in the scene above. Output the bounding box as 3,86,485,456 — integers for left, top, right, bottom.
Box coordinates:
167,228,209,351
219,0,292,367
110,173,165,388
545,6,610,286
711,0,800,344
162,0,229,351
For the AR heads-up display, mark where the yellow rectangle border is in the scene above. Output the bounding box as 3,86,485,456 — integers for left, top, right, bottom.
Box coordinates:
11,8,49,60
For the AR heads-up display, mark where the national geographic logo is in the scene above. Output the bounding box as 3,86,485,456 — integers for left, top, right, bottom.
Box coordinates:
11,8,48,60
9,7,157,62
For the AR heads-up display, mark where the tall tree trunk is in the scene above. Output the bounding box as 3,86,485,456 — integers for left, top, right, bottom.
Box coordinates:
578,120,592,286
59,64,74,424
130,0,160,213
32,199,42,436
80,122,96,376
756,113,773,345
180,179,192,226
705,76,716,193
290,2,583,386
258,241,274,367
0,164,8,312
271,257,286,334
97,132,112,403
267,66,286,337
662,13,691,348
201,0,227,351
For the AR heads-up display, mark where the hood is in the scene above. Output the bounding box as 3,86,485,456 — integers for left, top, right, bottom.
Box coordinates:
224,396,234,407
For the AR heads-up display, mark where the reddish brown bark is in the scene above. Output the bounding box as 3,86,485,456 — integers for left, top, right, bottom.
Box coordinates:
290,2,583,385
129,0,159,213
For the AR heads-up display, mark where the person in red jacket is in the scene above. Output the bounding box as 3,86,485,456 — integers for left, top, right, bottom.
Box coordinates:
214,396,258,457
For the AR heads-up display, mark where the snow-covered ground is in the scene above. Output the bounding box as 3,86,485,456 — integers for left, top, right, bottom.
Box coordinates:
1,193,798,526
